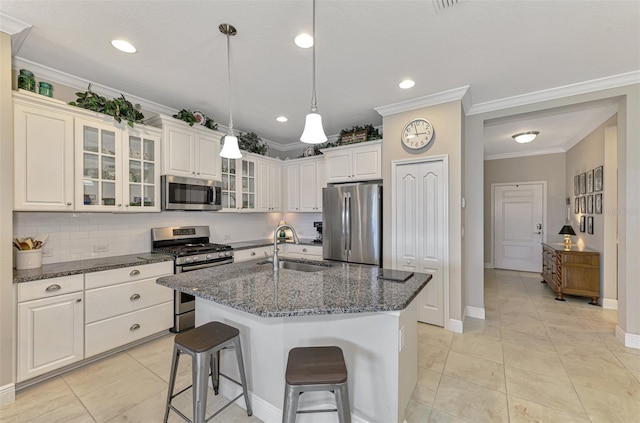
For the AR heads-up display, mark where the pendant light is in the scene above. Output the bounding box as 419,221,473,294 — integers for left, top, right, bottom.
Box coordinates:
300,0,328,144
219,23,242,159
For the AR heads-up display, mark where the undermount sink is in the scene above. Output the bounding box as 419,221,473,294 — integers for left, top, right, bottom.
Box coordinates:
258,259,331,273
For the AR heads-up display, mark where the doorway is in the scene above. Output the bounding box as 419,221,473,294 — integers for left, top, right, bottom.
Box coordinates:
392,156,448,327
493,182,546,272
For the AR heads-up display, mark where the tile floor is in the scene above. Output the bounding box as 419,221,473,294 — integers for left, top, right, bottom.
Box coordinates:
2,269,640,422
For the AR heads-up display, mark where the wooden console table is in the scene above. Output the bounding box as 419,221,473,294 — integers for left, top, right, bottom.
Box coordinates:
541,243,600,304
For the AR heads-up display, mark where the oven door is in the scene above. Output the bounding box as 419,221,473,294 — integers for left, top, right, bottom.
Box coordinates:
162,175,222,211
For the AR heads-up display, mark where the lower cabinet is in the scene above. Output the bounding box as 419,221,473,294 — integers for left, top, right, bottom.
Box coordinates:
234,246,273,262
281,244,323,261
17,275,84,382
541,243,600,304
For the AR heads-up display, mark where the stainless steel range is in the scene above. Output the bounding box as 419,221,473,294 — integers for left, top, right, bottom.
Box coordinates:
151,226,233,332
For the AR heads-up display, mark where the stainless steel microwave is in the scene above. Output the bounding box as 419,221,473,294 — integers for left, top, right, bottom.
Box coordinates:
161,175,222,211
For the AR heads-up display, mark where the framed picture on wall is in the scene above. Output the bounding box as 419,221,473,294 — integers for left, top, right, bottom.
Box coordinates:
587,169,594,193
580,196,586,213
595,193,603,214
588,216,594,234
587,195,594,213
574,175,580,196
580,173,586,194
595,166,603,191
575,197,580,214
580,215,586,233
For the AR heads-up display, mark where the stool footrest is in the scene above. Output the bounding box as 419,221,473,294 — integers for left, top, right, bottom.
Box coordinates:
298,408,338,414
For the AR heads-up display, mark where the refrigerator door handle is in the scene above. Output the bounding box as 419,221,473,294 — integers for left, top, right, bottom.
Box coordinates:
347,194,352,253
343,194,348,254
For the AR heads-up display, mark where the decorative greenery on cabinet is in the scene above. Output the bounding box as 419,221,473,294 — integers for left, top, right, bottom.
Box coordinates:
172,109,218,130
238,131,268,155
69,84,144,127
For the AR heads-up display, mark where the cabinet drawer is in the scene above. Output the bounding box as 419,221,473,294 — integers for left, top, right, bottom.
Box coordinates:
18,274,84,303
235,246,272,262
85,301,173,357
286,244,322,256
85,278,174,324
85,261,173,289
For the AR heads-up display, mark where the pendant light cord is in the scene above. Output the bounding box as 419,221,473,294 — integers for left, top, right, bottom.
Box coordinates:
226,32,233,133
310,0,317,113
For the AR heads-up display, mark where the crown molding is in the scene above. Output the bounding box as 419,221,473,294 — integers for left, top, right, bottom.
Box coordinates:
484,147,565,161
375,85,470,117
468,71,640,116
0,12,31,35
562,104,618,152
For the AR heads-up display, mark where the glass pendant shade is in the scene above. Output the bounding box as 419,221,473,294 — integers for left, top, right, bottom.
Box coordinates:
300,112,327,144
220,135,242,159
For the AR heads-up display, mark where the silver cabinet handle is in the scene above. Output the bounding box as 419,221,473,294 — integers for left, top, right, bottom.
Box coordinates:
76,298,82,302
66,202,72,206
130,269,140,276
130,293,141,301
251,252,256,256
46,284,61,292
130,324,140,331
117,204,122,207
406,260,410,265
533,231,541,234
303,248,308,252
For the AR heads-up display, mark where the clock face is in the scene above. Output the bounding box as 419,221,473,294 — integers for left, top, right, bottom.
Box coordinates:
401,118,434,150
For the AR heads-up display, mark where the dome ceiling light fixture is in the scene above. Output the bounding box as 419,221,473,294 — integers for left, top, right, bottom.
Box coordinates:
276,116,288,123
219,23,242,159
512,131,540,144
110,39,136,53
399,79,415,89
300,0,328,145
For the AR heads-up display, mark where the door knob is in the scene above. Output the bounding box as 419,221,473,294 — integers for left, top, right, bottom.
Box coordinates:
533,231,541,234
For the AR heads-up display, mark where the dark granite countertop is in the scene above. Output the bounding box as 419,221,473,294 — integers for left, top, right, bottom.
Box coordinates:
229,238,322,250
156,258,431,318
13,253,174,283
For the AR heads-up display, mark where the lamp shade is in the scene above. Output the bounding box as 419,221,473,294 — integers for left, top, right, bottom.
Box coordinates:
558,225,576,236
300,112,327,144
219,135,242,159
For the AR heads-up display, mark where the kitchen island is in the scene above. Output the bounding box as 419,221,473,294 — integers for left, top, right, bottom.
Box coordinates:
157,258,431,423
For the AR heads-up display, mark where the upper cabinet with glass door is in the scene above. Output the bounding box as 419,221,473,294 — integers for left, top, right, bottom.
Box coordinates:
220,148,257,212
75,118,122,211
123,127,161,212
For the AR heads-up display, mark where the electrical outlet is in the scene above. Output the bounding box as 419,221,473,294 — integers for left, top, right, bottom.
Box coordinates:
42,248,53,258
93,244,109,253
399,326,405,352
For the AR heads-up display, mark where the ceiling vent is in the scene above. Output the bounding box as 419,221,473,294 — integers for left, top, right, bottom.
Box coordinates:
433,0,462,13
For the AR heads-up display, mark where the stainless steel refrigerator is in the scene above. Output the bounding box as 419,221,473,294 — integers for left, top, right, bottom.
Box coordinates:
323,183,382,266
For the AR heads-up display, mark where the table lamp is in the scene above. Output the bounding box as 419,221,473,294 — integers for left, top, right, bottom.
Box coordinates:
559,225,576,247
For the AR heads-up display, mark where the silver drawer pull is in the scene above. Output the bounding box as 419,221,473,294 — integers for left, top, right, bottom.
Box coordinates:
130,324,140,331
45,284,61,292
251,252,256,256
130,293,141,301
302,248,308,252
130,269,140,276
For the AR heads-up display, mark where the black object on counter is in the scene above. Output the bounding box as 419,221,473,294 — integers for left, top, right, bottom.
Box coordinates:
377,269,414,283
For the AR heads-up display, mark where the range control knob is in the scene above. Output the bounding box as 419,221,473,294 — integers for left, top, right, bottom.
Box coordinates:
206,254,213,260
185,258,192,263
225,251,232,257
192,256,200,262
218,252,225,258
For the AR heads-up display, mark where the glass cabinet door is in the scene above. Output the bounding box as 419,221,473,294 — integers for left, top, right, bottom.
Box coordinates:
77,121,120,210
221,157,237,210
241,159,256,211
125,134,158,210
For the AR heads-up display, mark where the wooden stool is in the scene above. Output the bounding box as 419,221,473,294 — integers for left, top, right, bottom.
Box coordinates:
163,321,252,423
282,346,351,423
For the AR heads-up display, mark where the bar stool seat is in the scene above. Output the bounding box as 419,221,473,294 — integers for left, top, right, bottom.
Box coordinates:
283,346,351,423
164,321,252,423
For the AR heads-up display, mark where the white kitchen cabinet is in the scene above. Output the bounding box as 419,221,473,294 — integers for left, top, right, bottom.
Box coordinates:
17,275,84,382
84,261,173,357
14,93,75,211
284,156,324,212
122,127,161,211
147,114,222,180
234,246,272,262
220,155,257,212
322,140,382,183
257,157,282,212
281,244,323,261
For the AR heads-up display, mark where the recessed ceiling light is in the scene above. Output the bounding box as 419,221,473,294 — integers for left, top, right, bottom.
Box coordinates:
399,79,415,89
512,131,539,143
110,39,137,54
294,33,313,49
276,116,288,123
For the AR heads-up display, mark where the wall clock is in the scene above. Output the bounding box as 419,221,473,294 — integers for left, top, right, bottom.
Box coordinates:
401,118,434,150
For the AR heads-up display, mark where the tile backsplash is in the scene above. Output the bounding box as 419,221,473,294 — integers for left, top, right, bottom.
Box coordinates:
14,211,321,264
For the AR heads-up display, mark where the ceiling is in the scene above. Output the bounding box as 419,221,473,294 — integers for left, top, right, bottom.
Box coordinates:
2,0,639,156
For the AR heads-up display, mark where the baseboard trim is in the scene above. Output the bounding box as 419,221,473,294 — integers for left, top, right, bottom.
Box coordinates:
602,298,618,310
218,377,369,423
465,306,486,320
616,326,640,350
484,262,493,269
0,383,15,405
447,319,463,333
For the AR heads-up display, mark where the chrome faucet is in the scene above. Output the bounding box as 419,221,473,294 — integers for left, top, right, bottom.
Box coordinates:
273,223,300,271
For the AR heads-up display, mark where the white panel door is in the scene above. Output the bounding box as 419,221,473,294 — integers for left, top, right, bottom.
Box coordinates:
164,126,195,177
395,160,445,326
299,161,319,211
494,183,544,272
